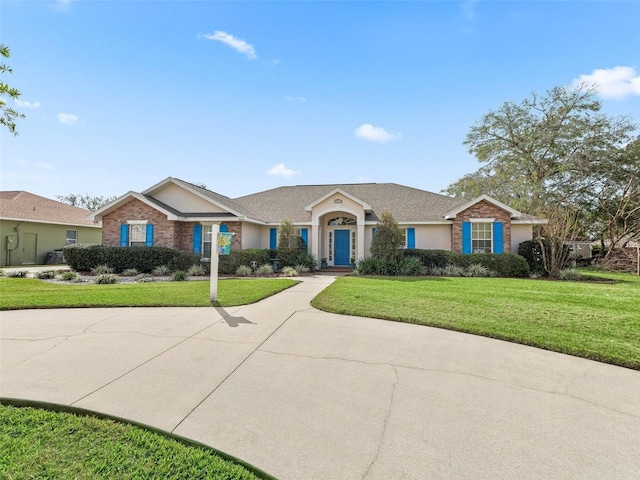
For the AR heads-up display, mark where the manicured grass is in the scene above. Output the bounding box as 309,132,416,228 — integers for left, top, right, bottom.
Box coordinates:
311,272,640,370
0,278,298,310
0,404,269,479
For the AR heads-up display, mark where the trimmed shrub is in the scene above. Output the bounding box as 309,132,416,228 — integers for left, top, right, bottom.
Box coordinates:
493,253,530,277
218,249,272,275
94,273,119,284
235,265,252,277
450,252,528,278
36,270,56,279
168,252,203,272
62,244,201,274
357,256,423,276
172,270,188,281
404,249,452,268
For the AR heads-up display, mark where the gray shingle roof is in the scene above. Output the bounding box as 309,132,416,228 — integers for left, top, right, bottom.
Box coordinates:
172,178,265,220
233,183,467,223
0,191,99,226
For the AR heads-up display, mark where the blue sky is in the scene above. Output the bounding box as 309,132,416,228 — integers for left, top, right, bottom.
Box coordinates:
2,0,639,202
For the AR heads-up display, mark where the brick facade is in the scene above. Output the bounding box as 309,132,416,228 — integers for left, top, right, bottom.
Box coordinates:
451,200,512,253
102,199,243,253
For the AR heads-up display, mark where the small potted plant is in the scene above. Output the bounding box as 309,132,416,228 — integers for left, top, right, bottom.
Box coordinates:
320,257,328,269
350,256,356,270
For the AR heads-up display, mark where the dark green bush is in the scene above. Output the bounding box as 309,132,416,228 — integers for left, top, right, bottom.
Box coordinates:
518,240,546,274
218,249,272,274
450,252,528,277
167,251,202,272
357,256,423,276
518,239,571,275
494,253,530,277
403,249,452,268
63,245,200,273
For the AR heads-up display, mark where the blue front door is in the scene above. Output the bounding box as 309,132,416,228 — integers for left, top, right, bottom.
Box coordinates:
334,230,350,265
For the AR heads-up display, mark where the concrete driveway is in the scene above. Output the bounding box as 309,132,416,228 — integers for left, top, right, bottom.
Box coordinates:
2,275,639,479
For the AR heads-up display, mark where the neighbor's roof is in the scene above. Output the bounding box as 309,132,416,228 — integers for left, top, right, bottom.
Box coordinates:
0,191,100,227
234,183,468,223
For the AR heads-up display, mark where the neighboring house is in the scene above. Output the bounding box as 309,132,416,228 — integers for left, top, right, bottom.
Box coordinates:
89,177,543,267
0,191,102,266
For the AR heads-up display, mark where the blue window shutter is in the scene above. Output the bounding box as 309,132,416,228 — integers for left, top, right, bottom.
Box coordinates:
145,224,154,246
493,222,504,254
220,224,228,233
300,228,308,250
193,224,202,254
462,222,472,254
120,224,129,247
407,228,415,249
372,228,376,239
270,228,277,250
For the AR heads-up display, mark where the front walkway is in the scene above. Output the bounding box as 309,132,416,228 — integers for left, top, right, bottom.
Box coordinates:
2,275,639,479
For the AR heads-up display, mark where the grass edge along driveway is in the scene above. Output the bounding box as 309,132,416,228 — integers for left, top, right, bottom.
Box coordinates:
311,272,640,370
0,402,274,480
0,278,298,310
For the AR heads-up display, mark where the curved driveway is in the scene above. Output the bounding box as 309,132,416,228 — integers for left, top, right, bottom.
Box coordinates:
2,275,639,479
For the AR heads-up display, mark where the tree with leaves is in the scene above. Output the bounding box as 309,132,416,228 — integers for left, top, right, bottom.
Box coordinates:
0,44,25,135
56,193,116,211
444,84,638,273
370,212,405,262
445,84,637,214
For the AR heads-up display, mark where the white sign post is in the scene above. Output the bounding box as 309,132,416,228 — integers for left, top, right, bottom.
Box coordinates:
209,223,220,302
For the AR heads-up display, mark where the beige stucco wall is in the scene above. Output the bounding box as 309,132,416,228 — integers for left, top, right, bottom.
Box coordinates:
241,223,262,249
413,224,452,250
511,224,533,253
152,183,228,213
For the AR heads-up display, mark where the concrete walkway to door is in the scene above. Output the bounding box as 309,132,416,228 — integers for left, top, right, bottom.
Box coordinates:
1,274,640,479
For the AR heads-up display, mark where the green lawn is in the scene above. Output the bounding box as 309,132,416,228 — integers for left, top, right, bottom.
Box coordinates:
311,271,640,370
0,278,298,310
0,404,272,480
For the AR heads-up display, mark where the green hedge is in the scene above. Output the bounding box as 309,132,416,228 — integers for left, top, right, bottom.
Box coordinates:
403,249,452,268
402,248,529,277
217,249,273,274
63,244,201,273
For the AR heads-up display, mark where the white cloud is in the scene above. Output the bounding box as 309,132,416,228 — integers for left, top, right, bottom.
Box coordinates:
354,124,401,143
267,163,300,178
49,0,73,12
202,31,257,60
57,113,79,125
462,0,479,21
15,99,41,109
284,96,307,102
36,162,54,170
572,66,640,99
